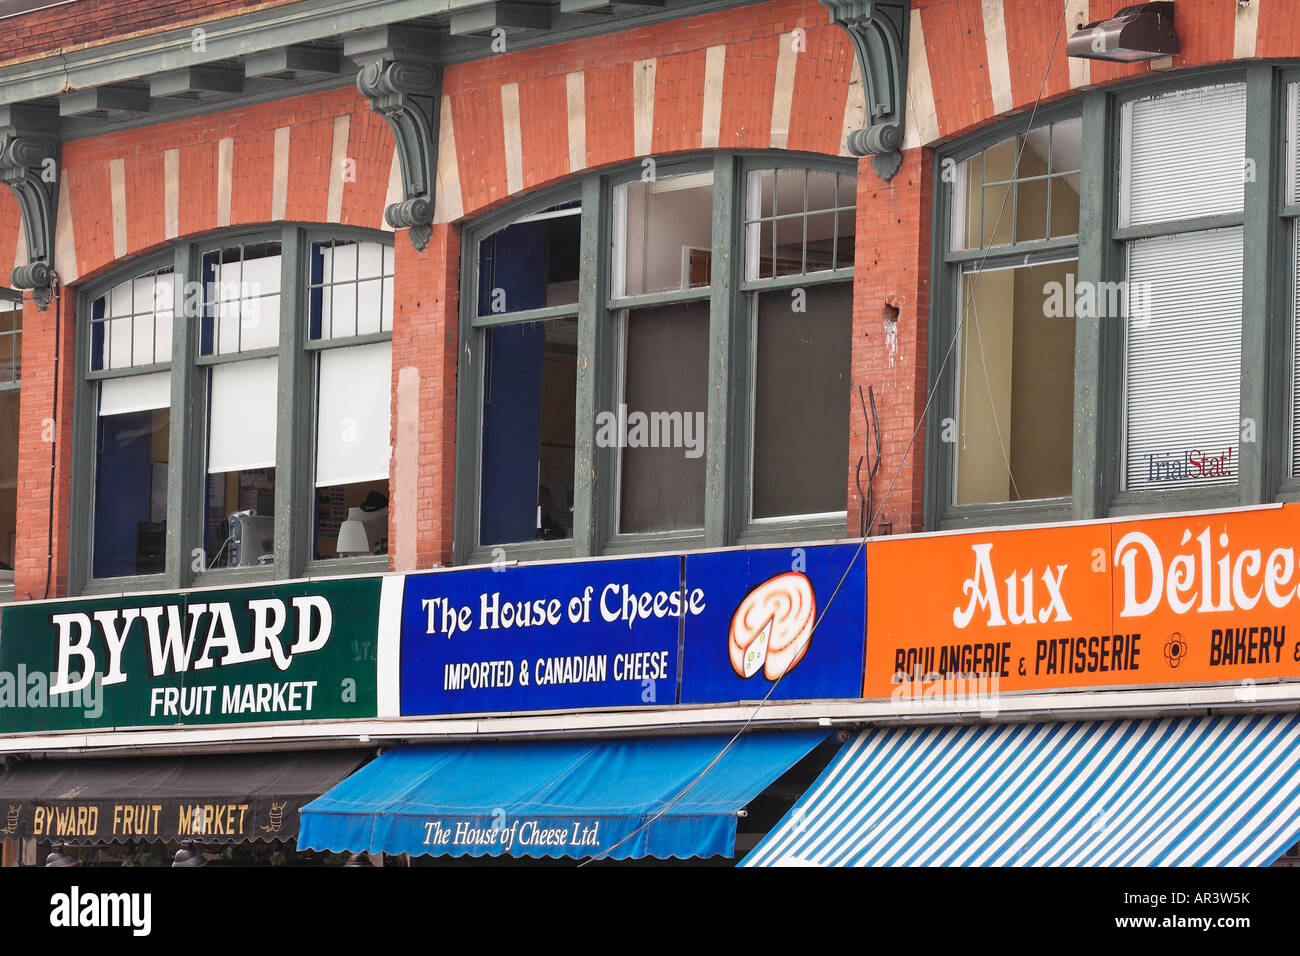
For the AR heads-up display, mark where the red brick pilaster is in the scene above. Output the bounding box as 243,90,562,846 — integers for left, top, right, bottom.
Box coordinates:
849,148,933,537
13,287,77,600
389,223,460,571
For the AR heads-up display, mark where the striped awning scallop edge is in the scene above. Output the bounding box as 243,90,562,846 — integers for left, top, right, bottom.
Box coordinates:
742,713,1300,867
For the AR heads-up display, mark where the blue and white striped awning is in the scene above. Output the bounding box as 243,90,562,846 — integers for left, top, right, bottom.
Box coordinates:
742,713,1300,867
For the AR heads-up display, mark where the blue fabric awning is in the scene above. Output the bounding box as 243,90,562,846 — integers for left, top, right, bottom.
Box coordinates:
743,713,1300,867
298,730,828,860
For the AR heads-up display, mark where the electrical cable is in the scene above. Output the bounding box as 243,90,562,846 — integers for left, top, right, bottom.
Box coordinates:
579,10,1070,865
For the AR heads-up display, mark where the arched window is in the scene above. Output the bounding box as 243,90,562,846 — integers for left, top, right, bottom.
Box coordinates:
457,154,856,563
74,227,394,589
928,66,1300,529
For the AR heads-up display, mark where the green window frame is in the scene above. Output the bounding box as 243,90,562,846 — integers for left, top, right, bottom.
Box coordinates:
0,288,19,600
69,224,395,595
926,64,1296,531
454,153,857,565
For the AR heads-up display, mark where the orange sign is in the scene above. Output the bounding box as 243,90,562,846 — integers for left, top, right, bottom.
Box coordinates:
864,504,1300,698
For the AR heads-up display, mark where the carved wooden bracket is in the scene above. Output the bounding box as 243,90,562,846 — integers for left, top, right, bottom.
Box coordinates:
820,0,909,182
0,107,60,308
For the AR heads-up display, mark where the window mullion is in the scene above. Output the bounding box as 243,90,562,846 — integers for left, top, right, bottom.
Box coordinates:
572,174,605,556
705,153,740,547
274,225,310,579
1240,61,1281,505
1072,89,1118,521
168,243,195,589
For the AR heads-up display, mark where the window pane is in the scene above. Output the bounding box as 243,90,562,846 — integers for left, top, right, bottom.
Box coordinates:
92,384,170,578
204,358,278,568
618,301,708,533
1015,172,1050,244
90,269,174,371
476,203,580,317
1124,228,1242,491
204,469,276,569
479,318,577,545
315,481,388,559
1121,83,1246,228
0,390,17,576
955,259,1077,504
752,284,851,519
951,118,1081,251
1050,174,1082,238
309,239,396,341
0,298,22,386
746,168,856,279
200,242,281,355
307,238,394,560
615,173,713,297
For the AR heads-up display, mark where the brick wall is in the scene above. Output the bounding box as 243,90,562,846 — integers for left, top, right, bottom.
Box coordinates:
12,287,75,600
0,0,301,69
390,222,459,572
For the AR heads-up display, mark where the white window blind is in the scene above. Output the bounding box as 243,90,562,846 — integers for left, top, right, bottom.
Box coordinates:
315,341,392,486
1120,84,1247,228
1124,227,1243,491
1290,84,1300,476
1292,221,1300,476
98,371,170,416
207,357,278,473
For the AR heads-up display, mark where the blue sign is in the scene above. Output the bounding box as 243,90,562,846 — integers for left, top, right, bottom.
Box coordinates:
399,556,687,715
397,545,867,716
679,544,866,704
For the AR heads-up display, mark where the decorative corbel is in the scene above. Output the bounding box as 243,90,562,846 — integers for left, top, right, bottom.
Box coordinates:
820,0,910,182
347,29,441,252
0,106,61,309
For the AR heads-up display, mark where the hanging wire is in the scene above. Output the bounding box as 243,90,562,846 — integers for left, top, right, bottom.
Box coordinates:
578,10,1071,866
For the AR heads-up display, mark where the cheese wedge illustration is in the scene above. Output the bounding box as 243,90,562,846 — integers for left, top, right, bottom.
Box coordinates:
743,616,774,678
729,571,816,681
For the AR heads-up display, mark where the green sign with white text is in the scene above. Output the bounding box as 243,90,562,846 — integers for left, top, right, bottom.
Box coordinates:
0,577,380,733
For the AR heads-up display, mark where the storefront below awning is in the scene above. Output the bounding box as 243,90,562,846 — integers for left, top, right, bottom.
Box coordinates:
743,713,1300,867
0,749,371,845
298,731,829,861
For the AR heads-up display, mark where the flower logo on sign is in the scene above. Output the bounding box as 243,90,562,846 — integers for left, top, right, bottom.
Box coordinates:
728,572,816,681
1164,633,1188,668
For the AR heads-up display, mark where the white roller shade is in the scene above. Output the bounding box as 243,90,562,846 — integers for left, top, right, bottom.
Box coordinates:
1292,221,1300,476
315,341,392,487
1120,83,1247,228
1124,227,1243,491
1288,82,1299,205
208,358,278,473
99,372,170,416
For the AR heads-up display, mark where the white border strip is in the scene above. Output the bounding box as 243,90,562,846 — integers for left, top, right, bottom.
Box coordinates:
376,572,404,719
